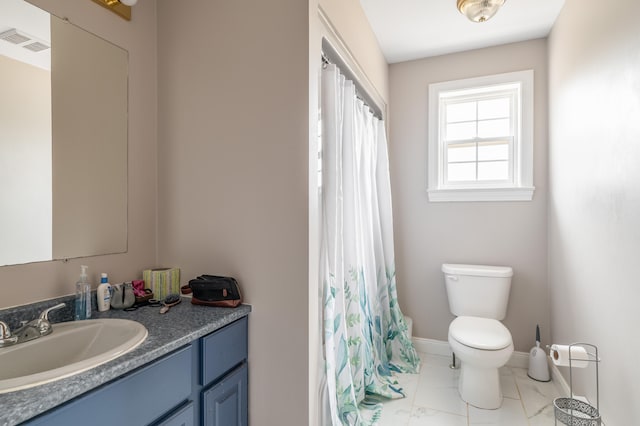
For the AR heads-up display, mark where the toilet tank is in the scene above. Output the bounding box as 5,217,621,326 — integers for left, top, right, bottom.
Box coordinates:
443,264,513,320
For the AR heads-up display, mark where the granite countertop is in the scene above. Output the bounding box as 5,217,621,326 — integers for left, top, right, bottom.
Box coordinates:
0,297,251,426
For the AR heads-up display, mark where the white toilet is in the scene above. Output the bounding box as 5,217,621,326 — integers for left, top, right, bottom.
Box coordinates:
443,263,514,409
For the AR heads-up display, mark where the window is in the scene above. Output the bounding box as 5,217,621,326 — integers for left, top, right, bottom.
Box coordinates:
428,70,535,202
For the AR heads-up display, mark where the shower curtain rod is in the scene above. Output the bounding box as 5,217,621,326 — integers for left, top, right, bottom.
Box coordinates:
321,52,330,65
321,50,383,120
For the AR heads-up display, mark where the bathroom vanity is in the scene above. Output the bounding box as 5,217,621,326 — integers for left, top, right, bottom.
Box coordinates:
0,298,250,426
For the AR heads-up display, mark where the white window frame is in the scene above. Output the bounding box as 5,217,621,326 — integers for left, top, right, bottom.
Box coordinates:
427,70,535,202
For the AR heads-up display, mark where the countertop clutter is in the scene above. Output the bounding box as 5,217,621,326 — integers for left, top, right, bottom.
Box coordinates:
0,297,251,426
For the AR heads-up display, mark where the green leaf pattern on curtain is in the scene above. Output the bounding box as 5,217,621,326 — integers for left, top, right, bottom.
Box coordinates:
321,63,420,426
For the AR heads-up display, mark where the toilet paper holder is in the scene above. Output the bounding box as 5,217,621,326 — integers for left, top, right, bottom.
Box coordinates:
549,343,601,426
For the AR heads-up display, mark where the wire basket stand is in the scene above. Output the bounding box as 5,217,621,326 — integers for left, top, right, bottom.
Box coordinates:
553,343,601,426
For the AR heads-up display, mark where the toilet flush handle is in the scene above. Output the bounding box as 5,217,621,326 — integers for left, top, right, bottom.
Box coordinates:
447,275,459,281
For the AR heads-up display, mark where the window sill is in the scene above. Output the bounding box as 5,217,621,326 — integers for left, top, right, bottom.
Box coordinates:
427,186,535,202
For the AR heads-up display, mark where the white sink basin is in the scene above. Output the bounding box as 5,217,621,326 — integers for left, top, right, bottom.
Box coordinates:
0,318,147,394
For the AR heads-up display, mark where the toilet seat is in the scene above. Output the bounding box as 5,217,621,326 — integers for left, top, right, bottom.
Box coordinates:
449,316,511,350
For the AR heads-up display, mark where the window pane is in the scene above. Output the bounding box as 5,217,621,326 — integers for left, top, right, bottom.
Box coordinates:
446,122,476,140
447,143,476,162
446,101,476,123
478,161,509,181
478,98,510,120
478,118,510,138
448,162,476,182
478,140,509,161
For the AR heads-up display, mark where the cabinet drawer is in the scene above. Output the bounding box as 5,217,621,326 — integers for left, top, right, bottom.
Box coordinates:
27,345,193,426
154,402,194,426
201,317,247,386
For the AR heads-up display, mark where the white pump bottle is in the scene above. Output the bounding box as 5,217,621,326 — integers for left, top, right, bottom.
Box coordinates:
97,273,112,312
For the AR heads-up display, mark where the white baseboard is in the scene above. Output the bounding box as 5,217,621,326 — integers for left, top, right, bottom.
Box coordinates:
548,358,594,400
549,360,570,396
411,337,529,369
508,350,530,369
411,336,451,357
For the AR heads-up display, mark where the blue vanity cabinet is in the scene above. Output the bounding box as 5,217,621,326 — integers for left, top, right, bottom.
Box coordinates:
24,316,248,426
199,317,248,426
26,345,194,426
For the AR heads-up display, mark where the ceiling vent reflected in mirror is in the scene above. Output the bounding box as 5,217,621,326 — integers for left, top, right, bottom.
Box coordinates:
0,28,50,52
22,41,49,52
0,28,31,44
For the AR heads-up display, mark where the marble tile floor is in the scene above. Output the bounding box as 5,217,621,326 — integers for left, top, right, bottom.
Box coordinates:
377,352,562,426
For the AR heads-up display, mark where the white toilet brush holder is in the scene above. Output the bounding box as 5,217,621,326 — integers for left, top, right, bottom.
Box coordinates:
527,325,550,382
528,341,550,382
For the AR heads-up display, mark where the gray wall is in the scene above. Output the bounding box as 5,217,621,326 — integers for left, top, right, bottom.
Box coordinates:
388,39,549,352
548,0,640,423
156,1,310,424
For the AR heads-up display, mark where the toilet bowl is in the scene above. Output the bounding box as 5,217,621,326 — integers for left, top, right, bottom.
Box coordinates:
448,316,514,409
443,263,514,409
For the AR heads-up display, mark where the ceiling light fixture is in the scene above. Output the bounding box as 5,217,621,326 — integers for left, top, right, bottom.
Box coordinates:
91,0,138,21
457,0,506,23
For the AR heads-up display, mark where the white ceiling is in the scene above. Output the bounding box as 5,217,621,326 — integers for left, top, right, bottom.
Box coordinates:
360,0,565,64
0,0,51,70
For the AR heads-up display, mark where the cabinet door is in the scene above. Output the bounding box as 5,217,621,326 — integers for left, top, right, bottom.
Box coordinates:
202,363,247,426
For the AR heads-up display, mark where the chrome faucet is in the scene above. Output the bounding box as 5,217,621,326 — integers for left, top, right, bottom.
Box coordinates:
0,321,18,347
4,303,67,346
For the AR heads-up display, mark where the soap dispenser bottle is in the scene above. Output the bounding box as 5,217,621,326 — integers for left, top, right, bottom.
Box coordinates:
97,273,112,312
75,265,92,320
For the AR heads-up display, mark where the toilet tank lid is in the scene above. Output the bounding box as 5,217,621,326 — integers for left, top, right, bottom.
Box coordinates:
442,264,513,278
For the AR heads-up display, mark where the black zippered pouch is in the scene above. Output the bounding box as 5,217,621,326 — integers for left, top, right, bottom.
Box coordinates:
181,275,242,308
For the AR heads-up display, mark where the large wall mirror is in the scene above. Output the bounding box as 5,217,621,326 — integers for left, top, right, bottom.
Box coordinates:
0,0,127,267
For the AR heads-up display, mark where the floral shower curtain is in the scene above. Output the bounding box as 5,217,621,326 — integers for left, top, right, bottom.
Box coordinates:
320,63,420,426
